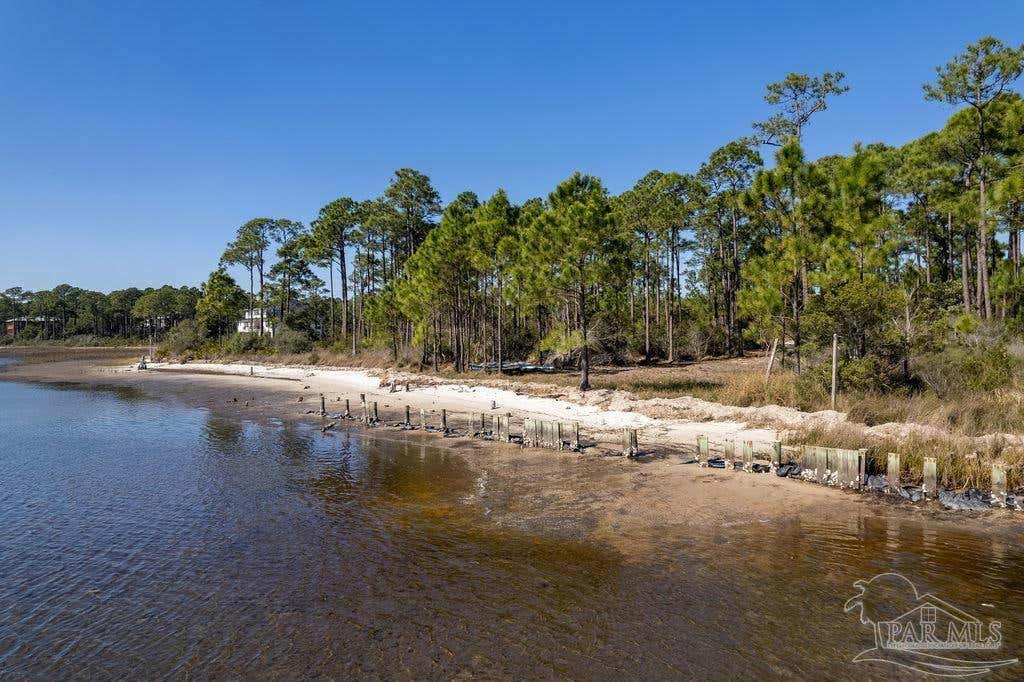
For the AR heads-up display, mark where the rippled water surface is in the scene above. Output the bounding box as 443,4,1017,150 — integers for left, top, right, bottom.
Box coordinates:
1,377,1024,678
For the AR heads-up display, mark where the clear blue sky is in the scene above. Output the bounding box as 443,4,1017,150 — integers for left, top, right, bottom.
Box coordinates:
2,1,1022,292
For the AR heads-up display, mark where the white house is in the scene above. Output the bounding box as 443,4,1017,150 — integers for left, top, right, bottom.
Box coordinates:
237,309,275,337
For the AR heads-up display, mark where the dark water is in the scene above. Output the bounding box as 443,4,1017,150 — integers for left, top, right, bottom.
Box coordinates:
1,377,1024,679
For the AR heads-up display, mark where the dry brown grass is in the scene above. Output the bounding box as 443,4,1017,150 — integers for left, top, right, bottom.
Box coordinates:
787,422,1024,491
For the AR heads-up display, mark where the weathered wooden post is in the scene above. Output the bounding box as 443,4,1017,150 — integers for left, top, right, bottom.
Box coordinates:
420,408,427,430
523,417,534,446
404,405,411,427
480,413,487,433
441,408,449,434
887,453,900,489
698,435,709,463
557,422,565,451
923,457,937,498
362,400,370,424
772,441,783,468
742,441,754,472
502,415,511,442
816,447,829,484
623,428,638,457
992,464,1007,508
344,398,351,419
855,448,867,490
371,401,379,424
830,333,839,410
320,394,326,416
491,399,497,410
765,337,778,379
572,422,581,451
724,440,736,469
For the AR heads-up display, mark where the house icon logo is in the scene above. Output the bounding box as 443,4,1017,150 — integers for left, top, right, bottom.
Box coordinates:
845,573,1018,676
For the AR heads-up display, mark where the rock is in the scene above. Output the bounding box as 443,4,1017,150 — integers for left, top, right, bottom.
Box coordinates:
866,475,889,490
706,458,726,469
775,464,793,477
751,463,771,474
938,489,991,511
787,465,803,478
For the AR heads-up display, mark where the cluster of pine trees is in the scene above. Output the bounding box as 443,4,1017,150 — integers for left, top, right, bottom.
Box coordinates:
6,37,1024,395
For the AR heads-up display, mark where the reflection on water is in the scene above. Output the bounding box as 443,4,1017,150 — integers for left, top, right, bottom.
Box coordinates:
0,379,1022,678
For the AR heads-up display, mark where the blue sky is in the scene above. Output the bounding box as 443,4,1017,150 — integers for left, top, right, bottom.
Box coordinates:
1,1,1022,292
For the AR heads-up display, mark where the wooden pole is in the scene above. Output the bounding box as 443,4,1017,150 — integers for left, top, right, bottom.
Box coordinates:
923,457,937,498
404,405,411,427
765,337,779,379
320,394,326,417
441,408,448,433
830,333,839,409
344,398,351,419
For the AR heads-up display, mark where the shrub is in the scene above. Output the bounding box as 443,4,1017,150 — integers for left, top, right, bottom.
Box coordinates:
160,320,204,356
272,326,313,354
915,342,1014,395
219,332,273,355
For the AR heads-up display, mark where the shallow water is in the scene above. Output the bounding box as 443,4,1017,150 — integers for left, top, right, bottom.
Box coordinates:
1,377,1023,678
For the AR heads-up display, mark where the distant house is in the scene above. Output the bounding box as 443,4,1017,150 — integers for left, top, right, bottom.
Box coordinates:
4,317,57,336
237,309,275,337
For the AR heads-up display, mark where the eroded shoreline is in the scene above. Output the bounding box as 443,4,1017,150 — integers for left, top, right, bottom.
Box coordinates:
3,349,1022,545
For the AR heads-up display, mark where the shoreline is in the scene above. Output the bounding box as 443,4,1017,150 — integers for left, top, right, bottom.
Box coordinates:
2,350,1023,543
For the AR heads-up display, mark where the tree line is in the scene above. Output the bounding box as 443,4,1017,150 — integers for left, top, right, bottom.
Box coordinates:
1,284,200,340
5,37,1024,394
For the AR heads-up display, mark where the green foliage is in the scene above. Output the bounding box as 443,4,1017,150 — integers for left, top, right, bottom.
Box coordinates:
196,269,247,338
272,326,313,354
160,320,204,356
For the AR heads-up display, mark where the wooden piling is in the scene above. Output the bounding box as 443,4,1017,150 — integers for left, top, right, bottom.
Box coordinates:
623,428,638,457
420,408,427,430
371,401,379,424
362,400,370,424
772,441,782,467
923,457,937,497
320,394,326,416
698,435,709,462
441,408,449,433
572,422,581,451
830,333,839,410
887,453,900,489
992,464,1007,507
742,440,754,471
404,405,411,427
557,422,565,451
765,337,779,379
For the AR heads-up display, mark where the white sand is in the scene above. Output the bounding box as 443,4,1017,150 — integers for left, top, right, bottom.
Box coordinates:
147,361,781,446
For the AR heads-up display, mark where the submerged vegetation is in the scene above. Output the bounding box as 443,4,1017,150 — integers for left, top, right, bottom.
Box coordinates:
5,37,1024,441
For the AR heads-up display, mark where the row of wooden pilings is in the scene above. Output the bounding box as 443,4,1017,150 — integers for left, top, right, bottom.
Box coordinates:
316,396,1012,506
688,433,1012,506
319,393,582,451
